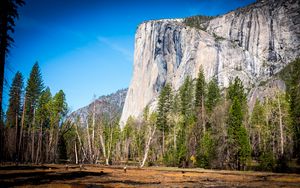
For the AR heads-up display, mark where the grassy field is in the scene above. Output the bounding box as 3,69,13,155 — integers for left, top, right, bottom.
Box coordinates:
0,164,300,187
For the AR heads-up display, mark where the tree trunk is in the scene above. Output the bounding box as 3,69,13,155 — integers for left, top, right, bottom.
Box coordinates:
140,125,156,168
48,128,53,162
0,9,8,128
35,120,43,164
92,99,96,162
75,123,86,161
15,113,18,159
31,109,36,163
18,96,26,161
53,126,59,162
86,120,92,162
99,131,107,164
75,141,78,164
201,95,206,133
277,95,284,155
162,126,165,156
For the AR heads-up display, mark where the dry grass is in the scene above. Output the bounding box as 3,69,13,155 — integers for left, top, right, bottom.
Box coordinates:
0,164,300,187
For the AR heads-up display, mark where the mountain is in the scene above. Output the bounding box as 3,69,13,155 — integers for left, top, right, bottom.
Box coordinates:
120,0,300,127
69,89,127,125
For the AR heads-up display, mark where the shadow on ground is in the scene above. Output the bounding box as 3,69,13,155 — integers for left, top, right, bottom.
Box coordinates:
0,170,107,187
0,165,58,171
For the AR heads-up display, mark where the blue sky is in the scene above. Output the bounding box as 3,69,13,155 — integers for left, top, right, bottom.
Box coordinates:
4,0,255,112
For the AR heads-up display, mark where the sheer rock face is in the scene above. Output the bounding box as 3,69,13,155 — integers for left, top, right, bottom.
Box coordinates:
120,0,300,127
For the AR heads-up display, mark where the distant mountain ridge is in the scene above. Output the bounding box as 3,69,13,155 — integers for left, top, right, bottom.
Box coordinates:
69,88,127,125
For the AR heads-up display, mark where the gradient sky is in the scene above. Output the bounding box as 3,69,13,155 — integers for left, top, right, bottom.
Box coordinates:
3,0,256,112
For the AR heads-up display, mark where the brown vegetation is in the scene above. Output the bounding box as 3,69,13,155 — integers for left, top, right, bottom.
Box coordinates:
0,164,300,187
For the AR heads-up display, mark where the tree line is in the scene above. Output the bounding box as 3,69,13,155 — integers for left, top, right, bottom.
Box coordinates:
0,62,68,163
1,59,299,172
119,60,299,171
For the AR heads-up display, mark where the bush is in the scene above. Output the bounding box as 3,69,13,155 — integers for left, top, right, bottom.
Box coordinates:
259,152,275,171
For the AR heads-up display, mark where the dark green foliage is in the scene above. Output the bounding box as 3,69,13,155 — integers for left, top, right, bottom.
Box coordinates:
228,97,251,169
176,76,195,167
228,97,244,143
6,71,23,128
180,76,194,124
0,0,25,54
259,151,275,171
25,62,44,127
228,77,246,105
195,66,205,109
183,15,214,30
0,0,25,120
206,78,221,112
157,83,172,133
238,125,251,168
196,131,214,168
176,123,188,167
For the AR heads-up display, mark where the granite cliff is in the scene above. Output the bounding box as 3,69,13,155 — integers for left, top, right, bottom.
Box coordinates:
120,0,300,127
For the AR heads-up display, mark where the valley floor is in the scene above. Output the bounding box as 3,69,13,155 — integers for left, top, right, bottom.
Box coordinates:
0,164,300,187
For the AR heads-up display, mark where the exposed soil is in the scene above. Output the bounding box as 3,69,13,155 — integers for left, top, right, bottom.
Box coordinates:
0,164,300,187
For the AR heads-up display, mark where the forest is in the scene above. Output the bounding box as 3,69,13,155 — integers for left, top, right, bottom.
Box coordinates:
1,59,299,173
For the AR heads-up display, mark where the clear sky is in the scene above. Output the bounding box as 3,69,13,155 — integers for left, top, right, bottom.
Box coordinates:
3,0,256,112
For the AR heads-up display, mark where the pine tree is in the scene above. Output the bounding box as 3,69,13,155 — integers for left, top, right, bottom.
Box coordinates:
195,66,205,109
227,97,251,170
180,76,194,125
228,77,246,105
177,76,194,167
195,66,206,132
25,62,44,128
227,78,250,170
206,78,221,112
5,71,23,159
0,0,25,122
197,130,214,168
6,72,23,128
157,83,172,156
23,62,44,162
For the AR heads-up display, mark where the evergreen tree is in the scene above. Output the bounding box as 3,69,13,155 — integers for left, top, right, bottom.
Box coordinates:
227,78,250,170
228,77,246,105
195,66,205,109
177,76,194,166
6,71,23,128
227,97,251,170
196,130,214,168
180,76,194,125
5,71,23,159
157,83,172,156
25,62,44,128
194,66,206,133
0,0,25,120
206,78,221,112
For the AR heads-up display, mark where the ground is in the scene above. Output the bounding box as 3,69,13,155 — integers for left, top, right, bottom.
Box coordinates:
0,164,300,187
